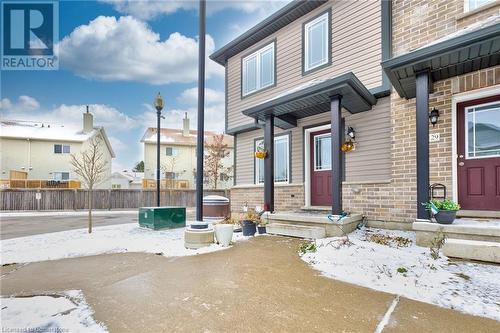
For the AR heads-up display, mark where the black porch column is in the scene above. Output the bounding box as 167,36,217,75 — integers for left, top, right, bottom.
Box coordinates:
264,114,274,212
330,95,342,215
416,71,430,219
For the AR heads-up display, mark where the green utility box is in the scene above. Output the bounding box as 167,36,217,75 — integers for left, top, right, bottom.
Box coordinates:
138,207,186,230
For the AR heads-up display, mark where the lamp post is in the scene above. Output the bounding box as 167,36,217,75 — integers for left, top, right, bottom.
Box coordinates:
154,92,164,207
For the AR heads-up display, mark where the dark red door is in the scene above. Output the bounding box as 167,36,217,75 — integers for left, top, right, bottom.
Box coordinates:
457,95,500,211
310,129,332,206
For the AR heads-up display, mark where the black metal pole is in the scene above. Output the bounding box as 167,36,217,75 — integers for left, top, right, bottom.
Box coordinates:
330,95,342,215
195,0,206,221
156,109,161,207
264,114,274,212
416,71,430,219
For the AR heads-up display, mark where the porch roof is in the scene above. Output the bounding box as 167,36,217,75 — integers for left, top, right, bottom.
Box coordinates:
241,72,377,129
382,15,500,99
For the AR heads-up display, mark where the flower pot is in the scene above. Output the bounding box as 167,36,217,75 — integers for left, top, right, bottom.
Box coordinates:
214,224,234,247
257,226,267,234
241,220,256,236
435,210,457,224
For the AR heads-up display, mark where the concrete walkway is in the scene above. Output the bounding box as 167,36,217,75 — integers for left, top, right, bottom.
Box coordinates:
1,236,499,332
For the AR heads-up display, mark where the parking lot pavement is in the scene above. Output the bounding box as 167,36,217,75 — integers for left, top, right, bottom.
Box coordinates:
1,236,499,332
0,208,196,239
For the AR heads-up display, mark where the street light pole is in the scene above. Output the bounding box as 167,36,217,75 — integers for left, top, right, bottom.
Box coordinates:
154,93,164,207
196,0,206,222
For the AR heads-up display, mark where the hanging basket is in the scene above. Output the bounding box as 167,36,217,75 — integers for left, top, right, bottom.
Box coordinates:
341,140,355,152
255,150,267,159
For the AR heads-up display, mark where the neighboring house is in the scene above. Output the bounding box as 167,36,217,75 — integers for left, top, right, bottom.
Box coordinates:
141,113,234,189
111,171,144,189
0,108,115,189
210,0,500,226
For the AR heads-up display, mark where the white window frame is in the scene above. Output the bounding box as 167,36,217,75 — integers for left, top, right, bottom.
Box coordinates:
53,172,70,181
242,42,275,97
255,134,290,184
304,11,330,73
166,147,177,156
313,133,332,171
464,100,500,159
54,144,70,154
464,0,494,12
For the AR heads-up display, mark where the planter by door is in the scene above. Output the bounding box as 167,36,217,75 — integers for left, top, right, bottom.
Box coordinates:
310,130,333,206
241,220,256,236
257,226,267,234
434,210,457,224
214,224,233,247
457,95,500,210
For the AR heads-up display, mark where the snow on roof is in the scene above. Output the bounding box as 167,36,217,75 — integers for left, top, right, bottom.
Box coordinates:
141,127,234,147
0,120,94,142
112,171,144,182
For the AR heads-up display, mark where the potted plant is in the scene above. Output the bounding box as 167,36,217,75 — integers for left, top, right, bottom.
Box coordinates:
214,216,235,247
422,199,460,224
257,215,268,234
240,210,260,236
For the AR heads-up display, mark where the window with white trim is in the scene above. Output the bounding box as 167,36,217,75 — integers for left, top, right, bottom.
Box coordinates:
255,135,289,184
465,102,500,158
53,172,70,181
242,42,275,96
304,11,330,73
464,0,494,11
54,144,70,154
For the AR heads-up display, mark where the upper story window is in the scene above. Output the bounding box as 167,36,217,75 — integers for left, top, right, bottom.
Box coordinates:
242,42,275,97
53,172,69,180
166,147,177,156
54,144,70,154
464,0,494,11
255,134,290,184
303,10,331,73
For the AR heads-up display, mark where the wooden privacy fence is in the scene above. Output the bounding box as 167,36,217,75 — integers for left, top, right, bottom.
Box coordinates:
0,189,229,211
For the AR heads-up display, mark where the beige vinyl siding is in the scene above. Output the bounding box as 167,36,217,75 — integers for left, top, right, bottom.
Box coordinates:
235,96,391,185
226,0,382,130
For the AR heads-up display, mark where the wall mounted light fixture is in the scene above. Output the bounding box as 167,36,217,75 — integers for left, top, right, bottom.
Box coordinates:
347,126,356,140
429,108,440,127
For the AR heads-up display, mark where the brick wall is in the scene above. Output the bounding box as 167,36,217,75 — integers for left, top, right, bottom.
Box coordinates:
390,0,500,223
230,184,304,214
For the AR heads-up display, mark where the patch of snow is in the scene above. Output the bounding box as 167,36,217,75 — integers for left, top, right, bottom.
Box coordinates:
1,290,107,332
0,223,248,265
0,120,93,142
300,228,500,321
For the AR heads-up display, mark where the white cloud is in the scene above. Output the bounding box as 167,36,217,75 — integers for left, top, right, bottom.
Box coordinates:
58,15,223,85
0,95,40,112
103,0,289,21
177,87,224,106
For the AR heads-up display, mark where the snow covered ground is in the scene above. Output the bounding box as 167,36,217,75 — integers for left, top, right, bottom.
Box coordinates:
300,228,500,321
1,223,247,265
1,290,107,332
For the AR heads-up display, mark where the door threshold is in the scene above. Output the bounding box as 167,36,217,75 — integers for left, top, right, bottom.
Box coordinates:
457,210,500,219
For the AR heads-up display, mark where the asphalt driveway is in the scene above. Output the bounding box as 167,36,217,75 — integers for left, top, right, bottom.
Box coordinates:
1,236,499,332
0,208,196,239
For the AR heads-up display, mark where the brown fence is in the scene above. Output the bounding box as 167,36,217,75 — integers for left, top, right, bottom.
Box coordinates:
0,189,229,211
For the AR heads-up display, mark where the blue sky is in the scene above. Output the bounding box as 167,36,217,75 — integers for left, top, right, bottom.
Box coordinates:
0,0,288,171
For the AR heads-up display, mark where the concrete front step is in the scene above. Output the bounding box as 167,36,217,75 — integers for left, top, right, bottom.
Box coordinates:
267,223,326,239
413,220,500,247
263,212,363,238
442,239,500,263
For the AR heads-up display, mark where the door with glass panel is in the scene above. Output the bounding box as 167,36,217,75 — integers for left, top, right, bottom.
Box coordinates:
310,130,332,206
457,95,500,210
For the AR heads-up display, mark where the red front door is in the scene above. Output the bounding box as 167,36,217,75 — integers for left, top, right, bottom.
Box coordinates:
457,95,500,211
310,129,332,206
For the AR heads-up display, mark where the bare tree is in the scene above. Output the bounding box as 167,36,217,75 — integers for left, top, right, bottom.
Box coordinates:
70,134,108,233
204,134,232,189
